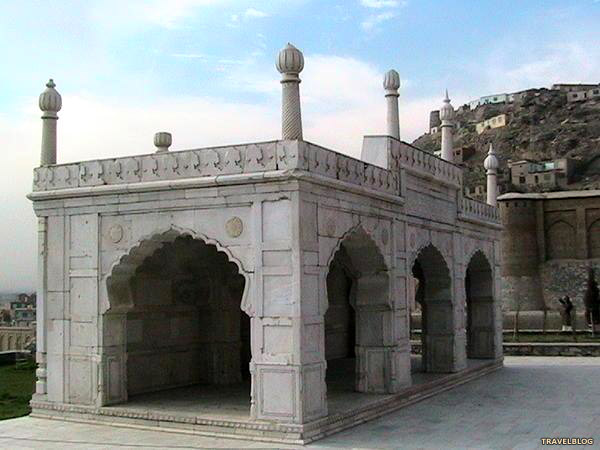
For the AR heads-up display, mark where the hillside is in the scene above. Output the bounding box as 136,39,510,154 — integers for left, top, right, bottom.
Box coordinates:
411,87,600,193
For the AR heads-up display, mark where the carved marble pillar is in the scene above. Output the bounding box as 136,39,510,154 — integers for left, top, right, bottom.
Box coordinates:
39,79,62,166
35,218,47,396
277,43,304,140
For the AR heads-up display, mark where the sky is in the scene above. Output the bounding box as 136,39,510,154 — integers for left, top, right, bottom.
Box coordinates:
1,0,600,293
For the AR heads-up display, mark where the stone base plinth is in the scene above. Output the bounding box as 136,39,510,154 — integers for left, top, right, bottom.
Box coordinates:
30,359,501,444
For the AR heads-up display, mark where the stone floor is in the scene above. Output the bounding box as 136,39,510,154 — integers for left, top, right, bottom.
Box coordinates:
103,356,489,420
1,357,598,449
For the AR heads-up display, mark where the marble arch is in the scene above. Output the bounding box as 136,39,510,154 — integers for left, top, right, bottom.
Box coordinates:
104,226,252,315
465,250,499,359
324,225,395,394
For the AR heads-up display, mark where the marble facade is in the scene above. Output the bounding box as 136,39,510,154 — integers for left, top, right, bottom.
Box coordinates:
28,44,503,443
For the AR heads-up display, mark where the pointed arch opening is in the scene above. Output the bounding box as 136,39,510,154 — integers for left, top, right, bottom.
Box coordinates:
101,231,252,418
546,220,576,259
411,244,454,373
325,226,393,395
589,219,600,258
465,250,496,359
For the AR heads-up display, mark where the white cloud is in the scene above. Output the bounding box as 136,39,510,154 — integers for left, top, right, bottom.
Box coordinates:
89,0,232,30
361,12,396,30
244,8,269,19
360,0,403,8
300,55,430,154
482,41,600,93
134,0,218,29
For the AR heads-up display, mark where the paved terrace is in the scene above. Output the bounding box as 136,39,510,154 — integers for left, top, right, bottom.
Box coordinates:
1,357,598,449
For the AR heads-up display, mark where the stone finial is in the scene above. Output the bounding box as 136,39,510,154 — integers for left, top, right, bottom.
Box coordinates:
277,43,304,140
383,69,400,140
276,43,305,80
39,79,62,115
154,132,172,153
439,89,455,122
484,143,499,171
383,69,400,93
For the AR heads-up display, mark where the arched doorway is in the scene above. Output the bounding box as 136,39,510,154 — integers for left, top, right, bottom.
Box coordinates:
105,233,251,415
411,244,454,373
325,227,393,394
465,251,496,358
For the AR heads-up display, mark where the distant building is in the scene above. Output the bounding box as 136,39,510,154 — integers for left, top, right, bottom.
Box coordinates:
7,293,36,328
454,146,476,164
429,110,441,132
465,184,501,203
433,146,475,164
508,89,539,104
508,158,575,190
498,189,600,312
551,83,599,93
0,327,35,351
469,93,510,110
566,86,600,103
476,114,507,134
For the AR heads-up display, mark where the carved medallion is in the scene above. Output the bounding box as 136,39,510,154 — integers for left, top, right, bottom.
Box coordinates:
108,225,124,244
225,217,243,238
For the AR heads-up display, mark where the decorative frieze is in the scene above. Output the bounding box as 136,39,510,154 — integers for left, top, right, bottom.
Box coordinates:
32,140,400,197
458,196,501,225
395,142,462,188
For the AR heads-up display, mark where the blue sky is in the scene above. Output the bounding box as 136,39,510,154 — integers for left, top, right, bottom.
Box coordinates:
1,0,600,292
3,1,600,113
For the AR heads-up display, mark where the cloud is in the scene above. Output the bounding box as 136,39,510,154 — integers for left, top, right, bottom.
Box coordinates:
229,7,269,27
133,0,218,29
299,54,430,154
482,41,600,93
361,12,396,30
244,8,269,19
360,0,403,8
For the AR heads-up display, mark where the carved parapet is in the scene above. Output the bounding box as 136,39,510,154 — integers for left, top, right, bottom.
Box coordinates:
458,196,501,226
31,140,400,198
33,142,279,192
396,142,462,188
298,141,400,196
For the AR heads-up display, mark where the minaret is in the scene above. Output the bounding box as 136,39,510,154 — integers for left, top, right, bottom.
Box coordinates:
38,79,62,166
276,43,304,140
383,69,400,140
440,90,455,162
484,143,499,206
